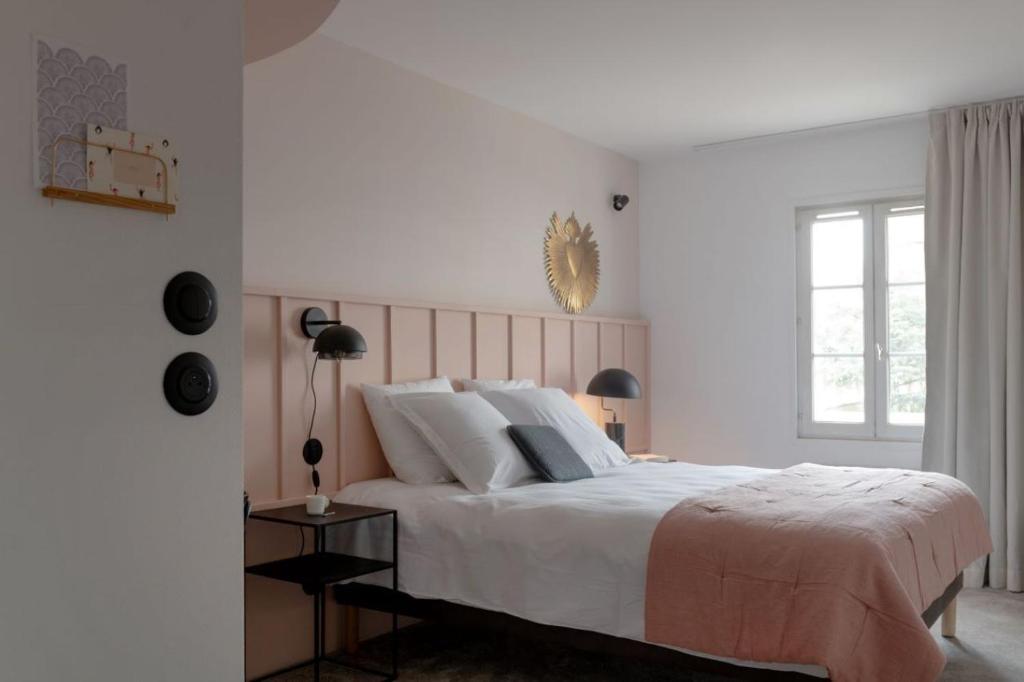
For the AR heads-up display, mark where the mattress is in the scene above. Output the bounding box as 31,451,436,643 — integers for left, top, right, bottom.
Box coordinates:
332,461,828,677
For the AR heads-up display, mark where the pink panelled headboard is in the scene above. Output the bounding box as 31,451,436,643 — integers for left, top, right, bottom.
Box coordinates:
243,286,650,509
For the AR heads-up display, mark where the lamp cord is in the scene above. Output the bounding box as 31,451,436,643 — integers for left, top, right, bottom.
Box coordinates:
307,353,319,442
308,353,320,494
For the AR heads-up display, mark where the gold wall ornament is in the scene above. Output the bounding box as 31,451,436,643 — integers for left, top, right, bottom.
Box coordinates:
544,211,600,314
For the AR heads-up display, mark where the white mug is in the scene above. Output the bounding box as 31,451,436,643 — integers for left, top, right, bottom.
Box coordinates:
305,494,330,516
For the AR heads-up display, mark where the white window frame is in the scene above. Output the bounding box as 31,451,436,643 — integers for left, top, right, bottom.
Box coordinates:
796,197,925,442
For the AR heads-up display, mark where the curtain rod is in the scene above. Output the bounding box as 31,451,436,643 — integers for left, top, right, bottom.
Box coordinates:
693,94,1024,152
692,111,926,151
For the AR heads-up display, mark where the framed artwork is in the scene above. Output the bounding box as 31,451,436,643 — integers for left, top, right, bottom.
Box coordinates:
86,127,179,204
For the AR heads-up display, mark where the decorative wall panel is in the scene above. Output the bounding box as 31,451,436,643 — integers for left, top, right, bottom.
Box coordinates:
243,288,650,509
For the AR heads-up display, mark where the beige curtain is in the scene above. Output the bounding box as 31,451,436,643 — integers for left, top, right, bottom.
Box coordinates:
924,99,1023,591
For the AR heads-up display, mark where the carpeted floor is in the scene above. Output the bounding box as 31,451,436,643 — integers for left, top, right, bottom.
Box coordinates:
274,588,1024,681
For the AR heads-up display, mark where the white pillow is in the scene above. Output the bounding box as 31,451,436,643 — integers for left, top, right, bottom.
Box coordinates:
479,388,630,470
391,392,536,494
460,378,536,392
361,377,455,484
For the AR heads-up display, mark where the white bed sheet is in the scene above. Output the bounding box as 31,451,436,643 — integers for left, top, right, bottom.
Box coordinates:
333,461,827,677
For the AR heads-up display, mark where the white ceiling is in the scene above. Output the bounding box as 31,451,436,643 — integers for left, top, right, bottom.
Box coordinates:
321,0,1024,160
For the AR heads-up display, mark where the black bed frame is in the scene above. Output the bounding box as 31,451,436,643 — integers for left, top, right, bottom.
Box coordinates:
333,572,962,680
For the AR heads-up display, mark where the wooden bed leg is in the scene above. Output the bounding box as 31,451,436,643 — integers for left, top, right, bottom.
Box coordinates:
344,605,360,653
941,597,957,638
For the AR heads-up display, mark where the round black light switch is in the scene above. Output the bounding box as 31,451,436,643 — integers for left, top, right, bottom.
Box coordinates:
178,283,213,322
164,352,218,415
164,272,217,335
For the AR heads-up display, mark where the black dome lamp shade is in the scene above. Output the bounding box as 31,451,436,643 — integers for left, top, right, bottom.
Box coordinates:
300,306,367,358
300,307,367,495
586,368,642,400
586,368,642,449
312,324,367,360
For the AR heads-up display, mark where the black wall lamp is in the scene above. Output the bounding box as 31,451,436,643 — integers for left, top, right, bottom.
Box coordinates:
300,307,367,493
586,368,641,449
612,194,630,211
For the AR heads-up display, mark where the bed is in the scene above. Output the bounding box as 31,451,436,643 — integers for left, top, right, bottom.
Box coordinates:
242,290,985,680
330,461,975,680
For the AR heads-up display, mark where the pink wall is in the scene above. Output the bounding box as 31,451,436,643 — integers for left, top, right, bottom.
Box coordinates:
243,289,649,678
243,289,651,509
244,33,641,318
242,31,644,679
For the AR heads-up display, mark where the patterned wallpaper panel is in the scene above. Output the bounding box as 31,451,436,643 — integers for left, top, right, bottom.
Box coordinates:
35,38,127,189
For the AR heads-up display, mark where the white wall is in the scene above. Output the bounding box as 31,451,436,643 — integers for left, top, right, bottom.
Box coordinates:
640,118,928,470
0,2,243,680
244,34,640,317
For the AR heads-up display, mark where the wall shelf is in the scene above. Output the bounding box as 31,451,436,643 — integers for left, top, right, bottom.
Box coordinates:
41,185,176,216
41,135,176,217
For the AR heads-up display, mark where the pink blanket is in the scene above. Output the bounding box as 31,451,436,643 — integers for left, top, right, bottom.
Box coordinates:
645,464,991,681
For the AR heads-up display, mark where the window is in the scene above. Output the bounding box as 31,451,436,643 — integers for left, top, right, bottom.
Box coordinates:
796,198,925,440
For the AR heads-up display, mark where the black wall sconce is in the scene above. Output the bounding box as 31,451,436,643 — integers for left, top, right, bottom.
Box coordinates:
300,307,367,493
612,194,630,211
586,368,641,449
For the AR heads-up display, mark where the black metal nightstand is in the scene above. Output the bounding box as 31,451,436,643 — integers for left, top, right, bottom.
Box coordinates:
246,502,398,681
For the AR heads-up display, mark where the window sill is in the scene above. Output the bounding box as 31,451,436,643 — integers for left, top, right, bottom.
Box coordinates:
797,433,923,444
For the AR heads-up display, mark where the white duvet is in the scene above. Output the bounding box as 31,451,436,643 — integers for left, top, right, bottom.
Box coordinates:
333,461,827,677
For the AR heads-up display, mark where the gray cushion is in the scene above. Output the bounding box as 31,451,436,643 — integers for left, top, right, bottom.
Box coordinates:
506,425,593,482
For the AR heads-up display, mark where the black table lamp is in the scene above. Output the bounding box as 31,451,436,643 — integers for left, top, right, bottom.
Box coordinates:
586,368,641,450
299,307,367,493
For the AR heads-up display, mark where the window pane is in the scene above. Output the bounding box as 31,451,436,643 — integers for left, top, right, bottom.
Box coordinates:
813,288,863,353
889,355,925,425
887,213,924,283
813,356,865,423
888,284,925,353
812,218,863,287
